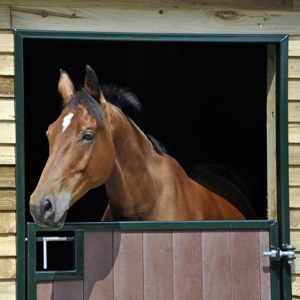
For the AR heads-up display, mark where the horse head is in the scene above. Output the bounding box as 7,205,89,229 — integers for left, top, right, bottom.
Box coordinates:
29,66,115,228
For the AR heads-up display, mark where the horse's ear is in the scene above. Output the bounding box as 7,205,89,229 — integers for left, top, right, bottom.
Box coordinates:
84,65,106,108
58,70,75,105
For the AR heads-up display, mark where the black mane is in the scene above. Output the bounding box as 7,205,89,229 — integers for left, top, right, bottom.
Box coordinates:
64,85,166,155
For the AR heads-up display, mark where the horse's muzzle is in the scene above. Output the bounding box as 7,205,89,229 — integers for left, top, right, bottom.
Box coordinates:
29,197,69,229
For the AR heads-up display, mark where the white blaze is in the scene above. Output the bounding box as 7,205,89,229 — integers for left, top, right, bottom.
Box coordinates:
62,113,74,133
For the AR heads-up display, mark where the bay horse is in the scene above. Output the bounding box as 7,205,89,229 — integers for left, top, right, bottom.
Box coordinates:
30,65,254,229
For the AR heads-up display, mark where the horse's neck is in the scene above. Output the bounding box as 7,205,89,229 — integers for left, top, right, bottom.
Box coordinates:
105,105,161,220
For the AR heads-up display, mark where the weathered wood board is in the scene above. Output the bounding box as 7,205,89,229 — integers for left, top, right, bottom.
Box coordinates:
0,55,14,76
0,5,11,29
0,100,15,121
0,34,13,53
0,235,16,256
0,77,14,98
0,145,15,165
0,190,16,210
0,0,295,11
0,167,15,188
0,212,16,233
290,188,300,208
0,280,15,300
9,7,300,34
0,258,16,279
0,122,16,144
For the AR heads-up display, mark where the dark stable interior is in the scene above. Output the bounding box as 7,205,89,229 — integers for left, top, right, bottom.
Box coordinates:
24,39,267,230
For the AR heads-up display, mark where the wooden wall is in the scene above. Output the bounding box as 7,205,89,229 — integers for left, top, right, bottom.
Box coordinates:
1,1,300,299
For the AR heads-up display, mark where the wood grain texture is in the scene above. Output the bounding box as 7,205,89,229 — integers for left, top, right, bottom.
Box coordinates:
84,231,113,300
258,230,271,300
290,188,300,208
0,212,15,233
0,100,15,120
202,230,231,299
0,258,16,279
173,230,202,300
289,101,300,122
0,190,16,210
292,275,300,296
37,281,53,300
289,58,300,78
0,77,14,97
292,258,300,274
0,55,14,76
0,145,15,165
289,144,300,165
10,7,300,34
0,167,15,188
0,34,13,53
291,230,300,250
113,231,143,300
0,234,15,256
53,280,83,300
0,5,11,29
231,230,260,300
289,37,300,56
0,280,15,300
267,44,277,220
290,209,300,229
0,122,15,143
289,123,300,143
290,167,300,186
0,0,294,10
289,80,300,100
143,231,173,300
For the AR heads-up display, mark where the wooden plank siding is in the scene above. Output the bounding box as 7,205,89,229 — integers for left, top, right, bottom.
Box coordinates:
0,8,16,297
37,229,270,300
0,0,295,11
7,6,300,35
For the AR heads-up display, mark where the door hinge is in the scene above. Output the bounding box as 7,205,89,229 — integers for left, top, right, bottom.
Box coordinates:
263,245,296,265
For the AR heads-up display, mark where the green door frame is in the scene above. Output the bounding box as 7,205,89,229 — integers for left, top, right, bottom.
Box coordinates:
14,30,290,299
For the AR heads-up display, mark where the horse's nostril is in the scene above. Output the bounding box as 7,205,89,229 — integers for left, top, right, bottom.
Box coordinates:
43,199,52,212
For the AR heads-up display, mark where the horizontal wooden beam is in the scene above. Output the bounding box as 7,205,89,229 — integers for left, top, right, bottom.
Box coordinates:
0,0,294,11
289,58,300,78
0,167,15,188
0,5,11,29
289,167,300,186
10,7,300,34
0,234,16,256
0,190,16,210
0,212,15,233
292,274,300,296
0,258,15,279
289,144,300,165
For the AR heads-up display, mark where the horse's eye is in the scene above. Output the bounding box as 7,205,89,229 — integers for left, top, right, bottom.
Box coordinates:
82,132,94,141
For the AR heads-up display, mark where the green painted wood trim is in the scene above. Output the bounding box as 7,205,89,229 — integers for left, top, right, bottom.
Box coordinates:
14,29,26,300
276,36,292,300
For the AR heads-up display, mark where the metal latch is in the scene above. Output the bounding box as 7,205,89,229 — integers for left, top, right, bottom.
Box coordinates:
39,236,74,269
263,245,296,265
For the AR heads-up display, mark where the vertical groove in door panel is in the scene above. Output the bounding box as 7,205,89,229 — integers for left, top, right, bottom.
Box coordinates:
84,231,113,300
231,230,260,300
173,230,202,300
143,231,173,300
202,230,231,300
113,231,143,300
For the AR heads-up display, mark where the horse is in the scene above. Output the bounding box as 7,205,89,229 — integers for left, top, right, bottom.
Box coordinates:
29,65,255,229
